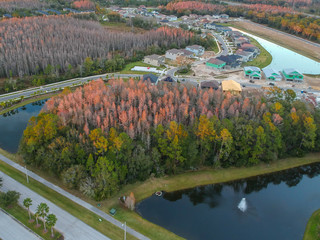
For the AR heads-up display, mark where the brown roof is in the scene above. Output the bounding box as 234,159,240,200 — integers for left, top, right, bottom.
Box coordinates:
201,80,219,89
221,80,242,92
207,58,225,65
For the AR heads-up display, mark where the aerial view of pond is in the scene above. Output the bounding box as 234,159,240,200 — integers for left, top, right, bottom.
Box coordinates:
237,29,320,75
0,99,48,153
137,163,320,240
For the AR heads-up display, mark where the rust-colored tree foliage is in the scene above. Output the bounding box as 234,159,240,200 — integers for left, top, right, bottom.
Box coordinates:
45,79,266,139
72,0,95,10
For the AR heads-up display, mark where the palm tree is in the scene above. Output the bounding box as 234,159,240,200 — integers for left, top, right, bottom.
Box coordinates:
46,214,58,238
36,203,49,232
23,198,33,222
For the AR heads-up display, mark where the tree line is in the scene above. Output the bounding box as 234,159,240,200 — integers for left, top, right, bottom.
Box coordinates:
19,79,320,200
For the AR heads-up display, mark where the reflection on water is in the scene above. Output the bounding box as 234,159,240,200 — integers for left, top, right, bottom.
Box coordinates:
0,99,48,153
137,163,320,240
240,31,320,74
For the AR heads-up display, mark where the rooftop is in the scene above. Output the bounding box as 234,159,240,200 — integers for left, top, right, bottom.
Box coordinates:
207,58,226,65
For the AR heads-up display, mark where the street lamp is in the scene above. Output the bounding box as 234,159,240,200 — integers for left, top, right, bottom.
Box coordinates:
25,165,29,183
122,221,126,240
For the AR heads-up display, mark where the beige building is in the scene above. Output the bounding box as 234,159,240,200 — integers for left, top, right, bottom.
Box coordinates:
221,80,242,94
143,54,165,67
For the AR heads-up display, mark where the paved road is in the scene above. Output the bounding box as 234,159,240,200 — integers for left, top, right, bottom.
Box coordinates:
0,171,110,240
0,73,143,103
0,210,42,240
0,154,150,240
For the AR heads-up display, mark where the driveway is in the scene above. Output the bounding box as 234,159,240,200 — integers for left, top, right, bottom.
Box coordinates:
0,171,110,240
0,210,41,240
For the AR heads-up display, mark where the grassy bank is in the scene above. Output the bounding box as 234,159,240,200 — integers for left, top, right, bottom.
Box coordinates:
0,204,62,240
119,61,163,75
242,37,272,69
0,159,138,240
230,21,320,63
304,209,320,240
0,93,57,115
1,145,320,239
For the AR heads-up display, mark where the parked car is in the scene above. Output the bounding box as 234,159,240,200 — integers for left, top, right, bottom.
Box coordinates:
269,83,275,86
242,84,246,88
249,80,255,83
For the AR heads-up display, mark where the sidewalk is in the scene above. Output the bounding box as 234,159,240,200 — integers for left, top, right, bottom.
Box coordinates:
0,171,110,240
0,153,150,240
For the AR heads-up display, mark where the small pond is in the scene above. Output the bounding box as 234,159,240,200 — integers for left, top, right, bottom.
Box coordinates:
0,99,48,153
238,30,320,74
137,163,320,240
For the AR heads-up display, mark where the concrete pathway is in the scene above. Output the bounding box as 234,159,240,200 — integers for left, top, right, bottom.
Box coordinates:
0,210,42,240
0,154,150,240
0,171,110,240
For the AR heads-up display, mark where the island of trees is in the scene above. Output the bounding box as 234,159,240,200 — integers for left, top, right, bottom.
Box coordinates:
19,79,320,200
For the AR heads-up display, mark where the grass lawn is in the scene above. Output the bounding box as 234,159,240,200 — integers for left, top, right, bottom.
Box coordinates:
100,21,146,34
119,61,163,75
0,159,138,240
304,208,320,240
242,37,272,69
0,204,62,240
0,93,57,115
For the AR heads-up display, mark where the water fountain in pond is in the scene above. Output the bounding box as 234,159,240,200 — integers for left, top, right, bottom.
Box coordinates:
238,198,247,212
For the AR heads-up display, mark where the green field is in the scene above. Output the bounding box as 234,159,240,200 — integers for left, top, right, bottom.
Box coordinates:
304,209,320,240
119,61,164,75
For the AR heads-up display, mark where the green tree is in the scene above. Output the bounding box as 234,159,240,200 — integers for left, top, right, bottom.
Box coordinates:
217,128,233,166
23,198,33,221
84,57,94,75
301,115,317,150
0,191,20,207
46,214,58,238
249,126,266,165
36,203,49,232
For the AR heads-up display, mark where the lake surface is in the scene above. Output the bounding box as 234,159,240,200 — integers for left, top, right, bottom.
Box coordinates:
137,163,320,240
239,30,320,74
0,100,47,153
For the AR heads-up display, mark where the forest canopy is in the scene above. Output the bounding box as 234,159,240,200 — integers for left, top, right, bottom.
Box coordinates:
19,79,320,200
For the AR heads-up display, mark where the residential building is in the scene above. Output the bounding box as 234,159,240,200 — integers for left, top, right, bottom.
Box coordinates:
143,54,165,67
181,49,194,58
222,80,242,94
204,22,217,30
217,55,242,69
167,15,177,21
220,14,229,19
244,66,261,80
282,68,304,81
263,68,282,81
186,45,205,56
206,58,226,69
143,73,159,85
235,50,254,62
165,49,183,60
201,80,219,90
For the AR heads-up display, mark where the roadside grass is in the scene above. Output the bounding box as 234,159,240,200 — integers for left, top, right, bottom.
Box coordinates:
0,204,62,240
241,37,272,69
0,93,57,115
305,74,320,78
304,208,320,240
0,159,138,240
119,61,163,75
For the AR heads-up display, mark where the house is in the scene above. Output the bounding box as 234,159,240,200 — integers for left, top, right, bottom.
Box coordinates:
217,55,242,69
143,74,159,85
263,68,282,81
204,22,217,30
244,66,261,80
282,68,304,82
167,15,177,21
165,49,183,60
215,25,232,34
181,49,194,58
222,80,242,94
201,80,219,90
235,50,254,62
143,54,164,67
186,45,205,56
220,14,229,19
206,58,226,69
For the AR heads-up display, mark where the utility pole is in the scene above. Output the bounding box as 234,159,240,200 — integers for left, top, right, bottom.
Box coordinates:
25,166,29,183
122,221,126,240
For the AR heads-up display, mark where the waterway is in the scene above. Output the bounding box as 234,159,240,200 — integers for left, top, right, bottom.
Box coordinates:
137,163,320,240
0,99,47,153
238,30,320,74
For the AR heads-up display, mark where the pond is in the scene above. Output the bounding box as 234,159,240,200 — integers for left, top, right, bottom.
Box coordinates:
0,99,48,153
238,30,320,74
137,163,320,240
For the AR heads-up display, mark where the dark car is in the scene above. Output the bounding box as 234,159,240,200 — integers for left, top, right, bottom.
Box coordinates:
249,80,255,83
269,82,275,86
